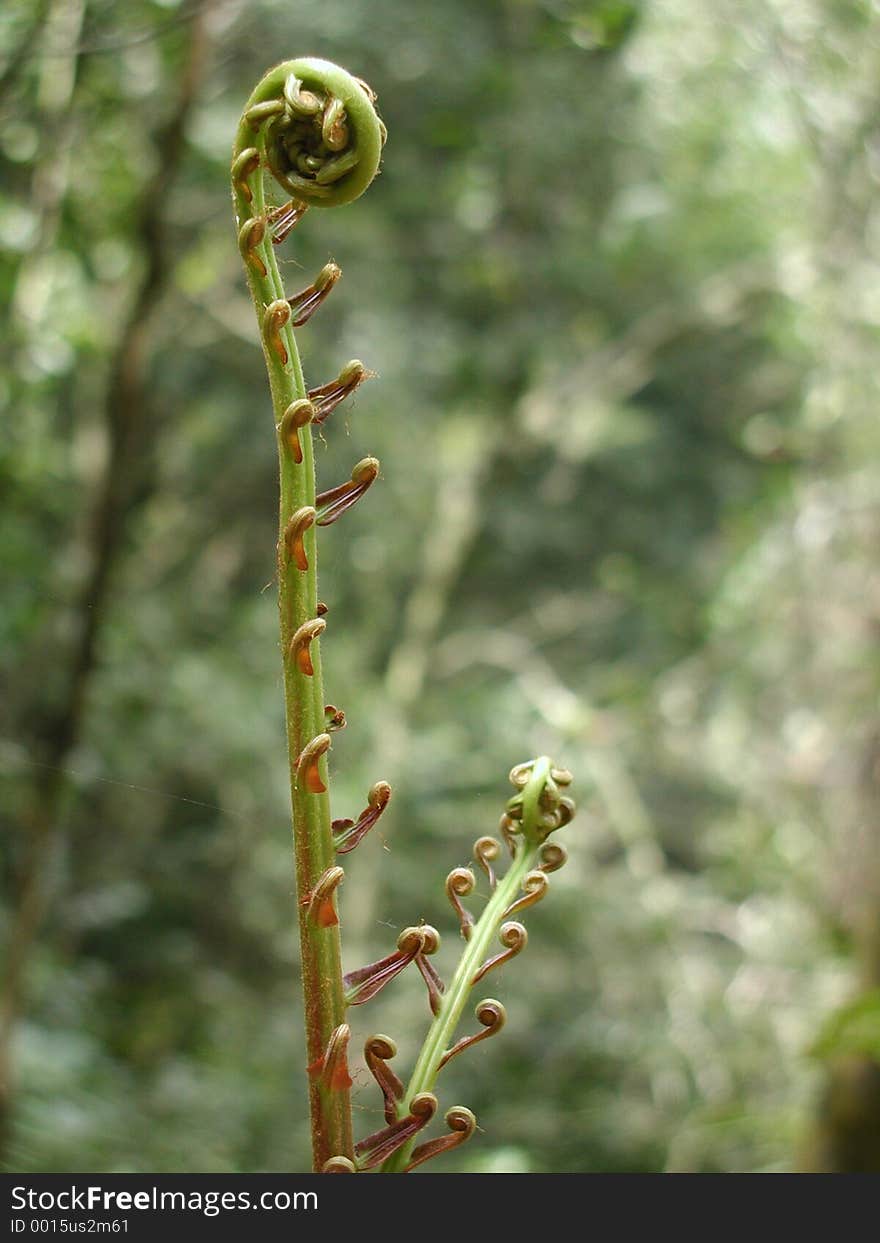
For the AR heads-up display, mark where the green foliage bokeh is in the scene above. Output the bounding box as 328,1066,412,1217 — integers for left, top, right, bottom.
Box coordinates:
2,0,879,1172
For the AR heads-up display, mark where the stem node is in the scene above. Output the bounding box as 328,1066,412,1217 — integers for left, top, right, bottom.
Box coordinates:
279,398,315,464
232,147,260,201
283,506,316,571
238,216,266,275
290,617,327,677
262,299,291,365
296,733,331,794
303,865,345,928
307,1022,352,1090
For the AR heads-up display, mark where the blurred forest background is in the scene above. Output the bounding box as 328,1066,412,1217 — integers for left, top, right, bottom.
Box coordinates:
2,0,880,1174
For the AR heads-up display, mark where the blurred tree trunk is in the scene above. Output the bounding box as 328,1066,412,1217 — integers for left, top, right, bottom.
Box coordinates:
805,736,880,1172
0,0,213,1161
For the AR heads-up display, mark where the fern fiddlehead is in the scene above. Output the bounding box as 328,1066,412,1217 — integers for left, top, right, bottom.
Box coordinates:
232,58,387,1172
379,758,575,1173
233,59,576,1175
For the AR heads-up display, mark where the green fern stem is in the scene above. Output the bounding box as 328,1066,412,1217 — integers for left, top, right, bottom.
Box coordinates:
232,59,385,1171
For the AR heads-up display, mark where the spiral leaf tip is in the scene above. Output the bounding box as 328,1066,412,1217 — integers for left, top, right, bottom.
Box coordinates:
365,1034,404,1123
315,457,380,526
288,262,342,326
406,1105,478,1172
251,58,385,209
506,756,578,843
333,779,392,854
322,1157,355,1173
355,1093,437,1169
343,923,430,1006
309,359,372,426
